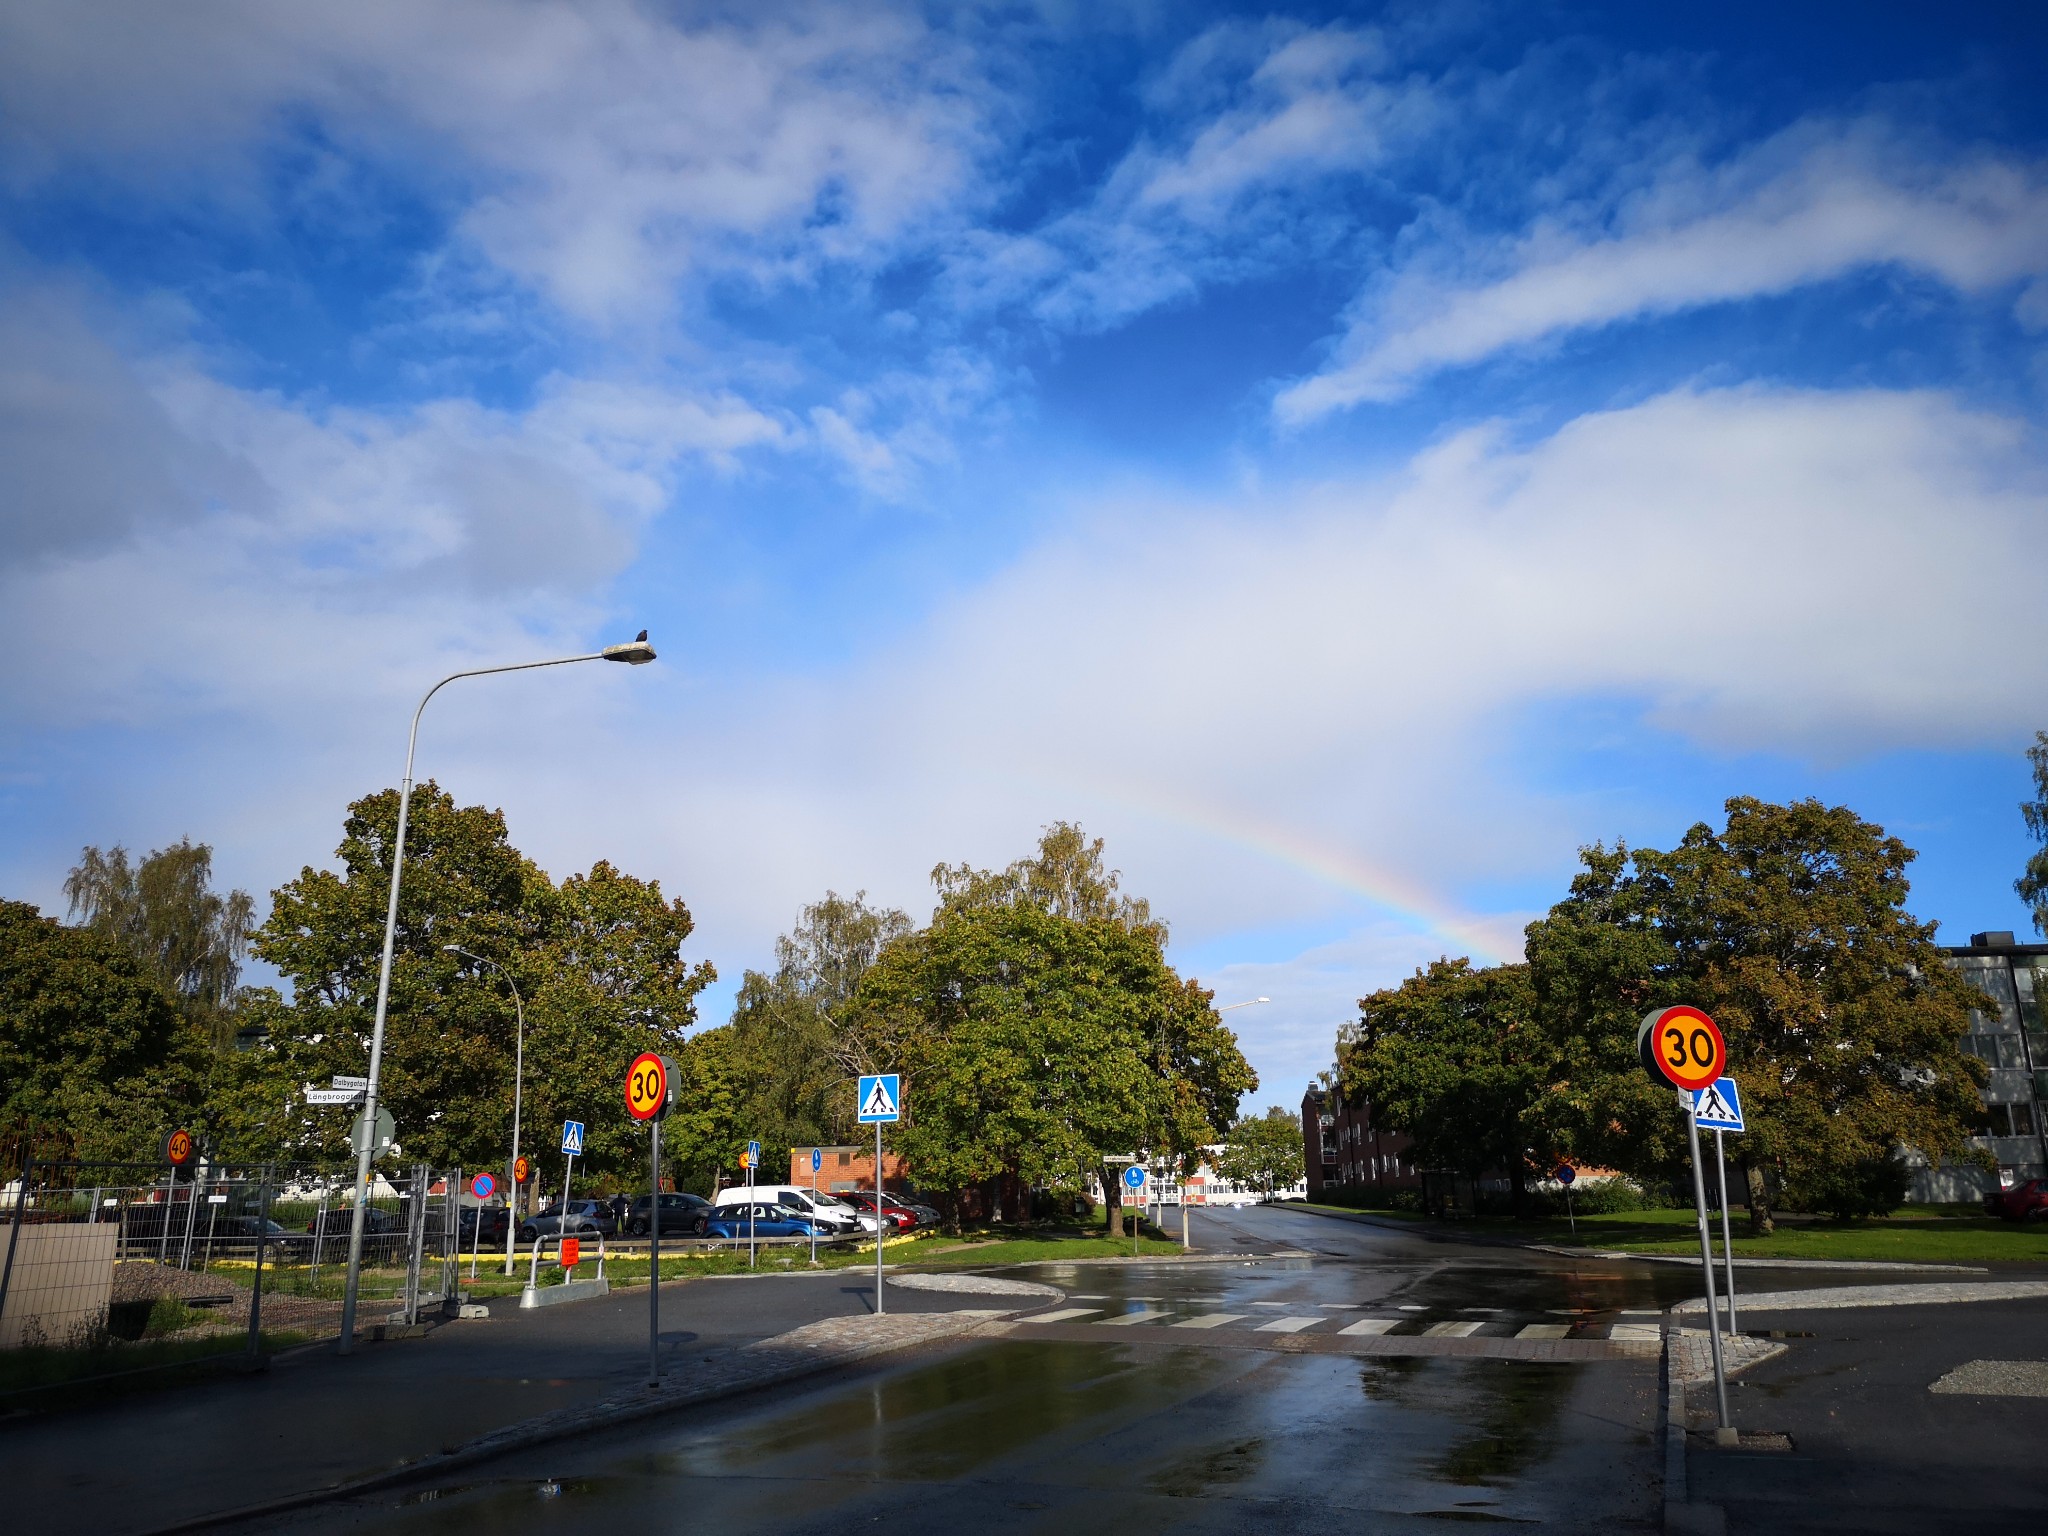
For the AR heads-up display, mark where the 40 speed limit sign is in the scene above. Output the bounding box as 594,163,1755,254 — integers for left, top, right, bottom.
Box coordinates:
1638,1005,1728,1093
625,1052,676,1121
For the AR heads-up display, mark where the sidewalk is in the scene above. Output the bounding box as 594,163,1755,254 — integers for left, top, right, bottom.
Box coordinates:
6,1269,1018,1535
1672,1294,2048,1534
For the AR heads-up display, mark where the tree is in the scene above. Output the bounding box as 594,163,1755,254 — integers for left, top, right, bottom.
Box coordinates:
252,783,713,1180
1523,797,1984,1229
1344,960,1544,1211
728,891,912,1170
0,900,207,1160
1214,1106,1305,1196
64,840,255,1046
2018,731,2048,935
849,826,1254,1232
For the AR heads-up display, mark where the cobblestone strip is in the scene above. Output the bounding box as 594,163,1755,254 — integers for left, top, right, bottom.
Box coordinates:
144,1309,1014,1535
1667,1327,1786,1386
1671,1280,2048,1314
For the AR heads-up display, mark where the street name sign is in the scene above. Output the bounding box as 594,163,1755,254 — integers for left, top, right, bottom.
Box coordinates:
1691,1077,1745,1133
857,1074,902,1123
331,1075,369,1091
304,1088,363,1105
561,1120,585,1156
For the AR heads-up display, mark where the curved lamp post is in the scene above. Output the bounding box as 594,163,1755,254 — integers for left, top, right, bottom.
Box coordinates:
337,634,656,1354
443,946,525,1276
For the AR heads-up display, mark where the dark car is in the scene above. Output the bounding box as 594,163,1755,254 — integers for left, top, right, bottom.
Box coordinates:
307,1207,403,1235
518,1199,616,1242
1986,1179,2048,1221
459,1205,512,1243
220,1215,311,1254
703,1202,827,1240
626,1192,710,1237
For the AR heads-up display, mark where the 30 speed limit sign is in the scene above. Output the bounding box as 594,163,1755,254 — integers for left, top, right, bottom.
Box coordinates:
625,1052,675,1121
1638,1005,1727,1092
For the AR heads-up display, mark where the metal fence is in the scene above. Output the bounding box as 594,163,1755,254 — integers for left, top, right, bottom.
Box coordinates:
0,1158,467,1373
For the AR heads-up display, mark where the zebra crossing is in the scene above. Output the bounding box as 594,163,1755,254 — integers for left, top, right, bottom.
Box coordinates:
1008,1302,1663,1361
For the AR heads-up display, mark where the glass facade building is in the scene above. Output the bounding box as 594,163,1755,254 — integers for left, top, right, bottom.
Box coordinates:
1934,931,2048,1196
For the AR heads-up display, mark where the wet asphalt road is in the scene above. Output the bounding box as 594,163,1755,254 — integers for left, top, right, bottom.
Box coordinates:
270,1206,1697,1534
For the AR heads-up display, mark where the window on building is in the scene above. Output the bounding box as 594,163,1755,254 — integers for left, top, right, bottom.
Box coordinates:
837,1152,850,1166
2014,1102,2038,1138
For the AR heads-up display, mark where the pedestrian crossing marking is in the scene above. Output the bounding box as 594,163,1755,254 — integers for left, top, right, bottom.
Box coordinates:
1171,1313,1249,1329
1339,1318,1399,1336
1517,1324,1573,1339
1021,1308,1100,1323
1611,1323,1661,1342
1423,1320,1484,1337
1255,1316,1322,1333
1097,1309,1171,1326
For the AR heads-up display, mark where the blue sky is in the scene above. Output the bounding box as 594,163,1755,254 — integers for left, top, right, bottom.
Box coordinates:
3,2,2047,1107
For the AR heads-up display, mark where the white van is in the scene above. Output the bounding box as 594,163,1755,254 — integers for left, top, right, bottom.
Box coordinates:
714,1184,877,1233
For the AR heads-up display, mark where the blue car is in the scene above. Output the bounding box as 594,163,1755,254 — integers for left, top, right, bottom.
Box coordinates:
703,1202,827,1239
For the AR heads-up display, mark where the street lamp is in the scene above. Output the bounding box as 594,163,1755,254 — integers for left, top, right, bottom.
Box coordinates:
1179,997,1270,1250
336,634,656,1355
444,946,525,1275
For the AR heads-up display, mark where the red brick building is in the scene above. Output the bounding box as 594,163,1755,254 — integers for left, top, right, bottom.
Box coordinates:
784,1144,910,1194
1300,1083,1423,1200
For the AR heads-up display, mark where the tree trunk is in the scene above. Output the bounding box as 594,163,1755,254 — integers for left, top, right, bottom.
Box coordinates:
1101,1163,1121,1239
1743,1158,1774,1235
1506,1113,1526,1219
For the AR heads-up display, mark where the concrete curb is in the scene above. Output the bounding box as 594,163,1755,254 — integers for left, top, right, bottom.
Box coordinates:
1671,1279,2048,1313
1546,1247,1986,1273
133,1308,1015,1535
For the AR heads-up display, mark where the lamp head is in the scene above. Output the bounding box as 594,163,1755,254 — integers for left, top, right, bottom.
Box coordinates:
602,630,656,665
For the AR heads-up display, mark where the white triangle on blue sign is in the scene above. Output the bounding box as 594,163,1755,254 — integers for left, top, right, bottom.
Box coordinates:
861,1077,897,1118
561,1120,584,1154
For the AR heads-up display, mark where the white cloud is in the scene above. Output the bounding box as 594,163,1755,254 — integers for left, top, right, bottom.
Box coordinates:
7,375,2044,1101
0,1,994,324
1279,118,2048,419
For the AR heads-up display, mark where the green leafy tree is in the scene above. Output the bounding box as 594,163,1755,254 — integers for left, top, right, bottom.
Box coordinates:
1524,797,1984,1228
1213,1106,1305,1196
849,826,1254,1231
64,839,255,1047
2018,730,2048,936
1344,960,1543,1211
253,783,712,1182
0,900,207,1159
662,1024,753,1193
728,891,912,1172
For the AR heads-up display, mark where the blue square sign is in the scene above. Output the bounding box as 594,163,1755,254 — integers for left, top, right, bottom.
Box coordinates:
1691,1077,1744,1133
857,1074,901,1123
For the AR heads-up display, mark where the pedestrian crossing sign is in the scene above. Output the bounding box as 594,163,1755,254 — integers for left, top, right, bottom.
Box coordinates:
857,1073,901,1123
560,1119,585,1155
1690,1077,1744,1133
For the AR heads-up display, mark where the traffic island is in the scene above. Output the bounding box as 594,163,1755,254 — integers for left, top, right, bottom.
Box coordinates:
517,1276,610,1309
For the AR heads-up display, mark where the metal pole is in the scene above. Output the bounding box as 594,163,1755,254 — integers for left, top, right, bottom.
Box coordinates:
1716,1130,1738,1335
1182,1157,1192,1250
810,1153,818,1266
248,1167,270,1359
180,1160,203,1269
748,1155,756,1268
648,1118,661,1386
338,648,616,1356
1684,1093,1732,1435
470,1181,483,1281
875,1121,885,1315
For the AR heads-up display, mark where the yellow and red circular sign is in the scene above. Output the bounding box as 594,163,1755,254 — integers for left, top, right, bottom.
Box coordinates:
164,1128,196,1167
625,1052,672,1121
513,1155,532,1185
1638,1006,1728,1092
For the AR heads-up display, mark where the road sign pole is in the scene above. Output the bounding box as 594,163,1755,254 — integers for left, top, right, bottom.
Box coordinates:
1683,1092,1732,1437
748,1155,756,1269
810,1152,818,1266
875,1120,885,1316
1715,1128,1738,1335
648,1117,661,1386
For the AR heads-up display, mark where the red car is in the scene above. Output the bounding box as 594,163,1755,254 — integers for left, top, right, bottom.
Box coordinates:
841,1193,918,1230
1985,1179,2048,1221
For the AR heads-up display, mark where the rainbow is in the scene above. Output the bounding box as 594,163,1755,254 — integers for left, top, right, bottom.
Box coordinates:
1019,774,1520,965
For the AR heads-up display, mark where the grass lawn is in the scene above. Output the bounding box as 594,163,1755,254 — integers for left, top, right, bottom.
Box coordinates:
0,1329,311,1397
1305,1204,2048,1263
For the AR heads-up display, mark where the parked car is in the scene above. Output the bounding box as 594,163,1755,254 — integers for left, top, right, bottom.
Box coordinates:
518,1199,616,1242
1986,1179,2048,1221
305,1207,403,1236
703,1202,829,1240
220,1215,312,1254
459,1205,512,1243
715,1185,876,1233
627,1192,711,1237
840,1192,918,1230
